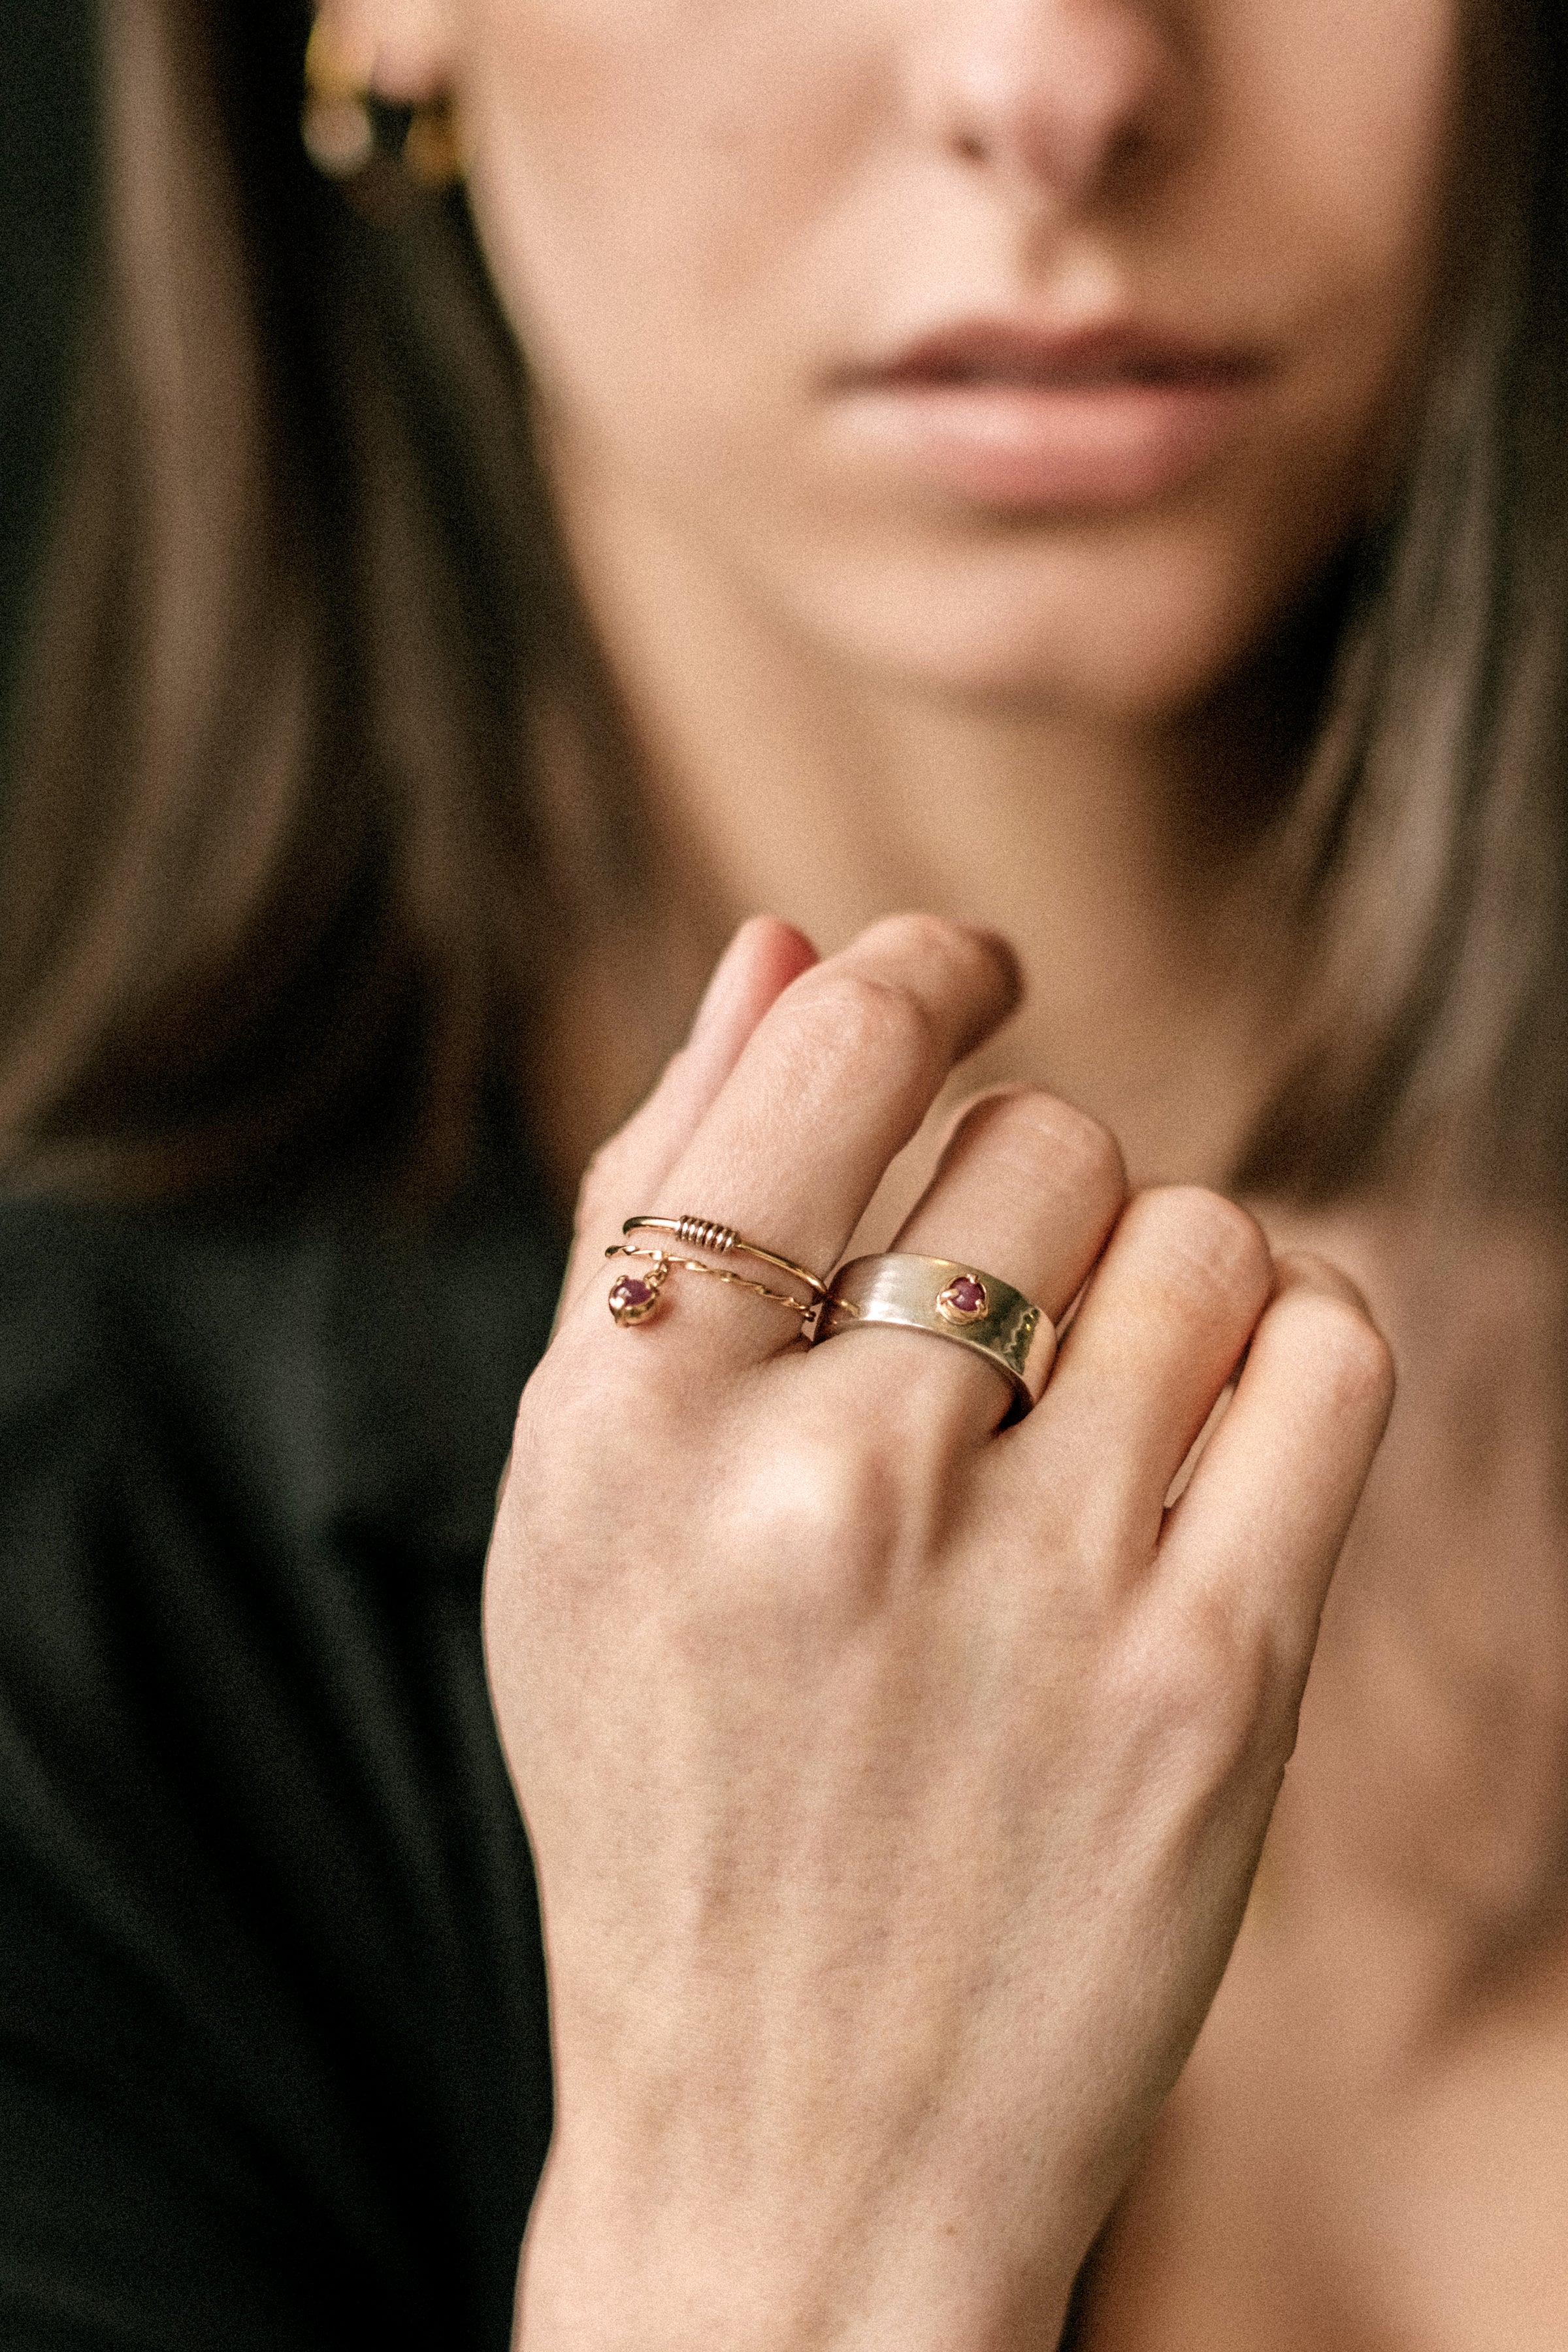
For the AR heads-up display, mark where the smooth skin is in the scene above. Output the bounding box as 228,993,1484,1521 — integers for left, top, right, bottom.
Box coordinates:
489,912,1392,2349
337,0,1458,1183
311,1,1556,2346
371,0,1452,708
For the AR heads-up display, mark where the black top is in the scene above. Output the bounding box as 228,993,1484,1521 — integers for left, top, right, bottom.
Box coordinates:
0,1177,567,2349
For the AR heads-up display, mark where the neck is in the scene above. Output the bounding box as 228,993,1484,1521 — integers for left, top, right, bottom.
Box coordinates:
555,464,1312,1189
1254,1192,1568,2020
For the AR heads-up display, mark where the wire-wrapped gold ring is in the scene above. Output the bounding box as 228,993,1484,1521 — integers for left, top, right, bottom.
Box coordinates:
620,1216,828,1301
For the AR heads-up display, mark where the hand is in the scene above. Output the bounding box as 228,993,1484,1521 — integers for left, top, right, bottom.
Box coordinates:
485,914,1394,2351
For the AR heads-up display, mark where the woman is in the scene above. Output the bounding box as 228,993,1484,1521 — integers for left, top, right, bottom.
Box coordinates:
1,0,1562,2344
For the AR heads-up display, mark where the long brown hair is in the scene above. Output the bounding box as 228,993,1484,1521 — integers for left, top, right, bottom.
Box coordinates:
0,0,638,1206
2,0,1565,1210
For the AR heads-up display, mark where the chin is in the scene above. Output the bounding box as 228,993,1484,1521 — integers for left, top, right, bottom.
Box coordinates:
774,513,1351,719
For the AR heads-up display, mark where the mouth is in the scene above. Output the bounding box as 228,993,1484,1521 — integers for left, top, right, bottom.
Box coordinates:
832,318,1270,511
851,319,1264,391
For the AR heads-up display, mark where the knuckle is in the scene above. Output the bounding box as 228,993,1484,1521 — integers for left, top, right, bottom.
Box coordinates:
947,1092,1126,1222
1013,1093,1126,1203
1056,1101,1126,1194
862,909,988,973
792,969,939,1089
717,1429,906,1625
507,1369,710,1620
738,1423,892,1556
1298,1292,1397,1423
1141,1581,1284,1774
1137,1186,1272,1311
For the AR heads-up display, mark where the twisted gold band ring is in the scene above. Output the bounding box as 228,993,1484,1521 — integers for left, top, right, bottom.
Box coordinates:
605,1245,818,1333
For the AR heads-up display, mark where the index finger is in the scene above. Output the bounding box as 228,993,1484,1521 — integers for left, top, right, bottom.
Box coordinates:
559,918,821,1319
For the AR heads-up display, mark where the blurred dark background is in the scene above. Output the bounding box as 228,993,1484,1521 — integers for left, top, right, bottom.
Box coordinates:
1,3,95,727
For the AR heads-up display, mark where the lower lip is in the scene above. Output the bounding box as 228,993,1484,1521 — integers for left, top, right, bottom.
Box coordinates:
834,376,1262,512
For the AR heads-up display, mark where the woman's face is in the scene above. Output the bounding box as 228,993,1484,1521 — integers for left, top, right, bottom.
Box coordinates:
381,0,1458,713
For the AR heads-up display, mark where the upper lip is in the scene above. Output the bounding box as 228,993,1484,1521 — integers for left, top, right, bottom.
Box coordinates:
840,317,1267,392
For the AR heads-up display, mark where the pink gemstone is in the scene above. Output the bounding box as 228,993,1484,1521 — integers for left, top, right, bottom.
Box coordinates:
939,1274,988,1322
609,1273,660,1325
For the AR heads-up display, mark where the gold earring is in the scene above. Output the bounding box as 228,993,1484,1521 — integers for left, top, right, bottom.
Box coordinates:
301,18,466,193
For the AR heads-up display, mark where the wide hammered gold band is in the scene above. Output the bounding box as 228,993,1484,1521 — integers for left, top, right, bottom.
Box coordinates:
815,1254,1056,1420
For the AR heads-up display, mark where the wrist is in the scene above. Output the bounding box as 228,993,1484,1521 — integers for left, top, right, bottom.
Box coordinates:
515,2147,1077,2352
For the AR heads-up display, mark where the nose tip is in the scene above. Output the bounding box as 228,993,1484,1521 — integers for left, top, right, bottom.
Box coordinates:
914,1,1192,213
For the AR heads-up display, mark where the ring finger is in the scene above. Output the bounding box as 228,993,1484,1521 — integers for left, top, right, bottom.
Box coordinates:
809,1088,1127,1443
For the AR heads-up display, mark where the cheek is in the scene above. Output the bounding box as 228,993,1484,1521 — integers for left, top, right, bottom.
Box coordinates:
1242,0,1456,238
1220,0,1457,443
456,1,866,442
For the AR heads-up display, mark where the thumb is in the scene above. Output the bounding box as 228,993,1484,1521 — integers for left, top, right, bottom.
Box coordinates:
556,917,819,1319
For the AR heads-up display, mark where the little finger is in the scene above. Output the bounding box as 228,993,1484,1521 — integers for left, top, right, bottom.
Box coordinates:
1156,1252,1395,1676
